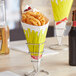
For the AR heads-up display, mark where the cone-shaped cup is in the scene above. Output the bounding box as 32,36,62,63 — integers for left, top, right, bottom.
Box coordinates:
51,0,73,22
21,22,49,60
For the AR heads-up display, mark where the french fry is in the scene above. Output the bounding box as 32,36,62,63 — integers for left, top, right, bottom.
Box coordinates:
30,19,37,26
44,16,49,24
26,11,36,17
26,14,41,26
22,11,48,26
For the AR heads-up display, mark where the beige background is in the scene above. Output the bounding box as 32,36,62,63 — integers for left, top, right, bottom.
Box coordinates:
21,0,76,26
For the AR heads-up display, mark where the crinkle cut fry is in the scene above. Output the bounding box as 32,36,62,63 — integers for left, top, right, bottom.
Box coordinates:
22,11,49,26
26,14,41,26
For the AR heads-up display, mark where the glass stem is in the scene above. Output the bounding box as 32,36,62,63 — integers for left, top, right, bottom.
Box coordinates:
56,36,63,46
31,58,41,73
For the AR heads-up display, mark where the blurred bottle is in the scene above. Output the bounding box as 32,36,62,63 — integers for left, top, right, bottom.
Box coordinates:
0,0,10,54
69,10,76,65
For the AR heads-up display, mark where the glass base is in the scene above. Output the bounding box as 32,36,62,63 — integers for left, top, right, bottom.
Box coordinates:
49,44,68,50
24,70,49,76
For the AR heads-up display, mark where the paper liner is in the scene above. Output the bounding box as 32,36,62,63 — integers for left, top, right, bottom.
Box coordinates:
51,0,73,21
21,22,49,60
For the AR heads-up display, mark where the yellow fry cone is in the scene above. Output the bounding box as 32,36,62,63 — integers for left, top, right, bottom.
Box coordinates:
51,0,73,22
22,22,49,60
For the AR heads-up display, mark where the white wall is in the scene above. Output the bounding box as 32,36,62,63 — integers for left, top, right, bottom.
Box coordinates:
6,0,21,29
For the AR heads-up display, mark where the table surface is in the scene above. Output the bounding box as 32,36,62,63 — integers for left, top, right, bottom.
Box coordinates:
0,37,76,76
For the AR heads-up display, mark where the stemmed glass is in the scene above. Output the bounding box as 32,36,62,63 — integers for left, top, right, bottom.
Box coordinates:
50,21,68,50
50,0,73,50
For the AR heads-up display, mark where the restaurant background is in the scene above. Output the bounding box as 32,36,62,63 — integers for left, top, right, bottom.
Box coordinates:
22,0,76,25
6,0,76,41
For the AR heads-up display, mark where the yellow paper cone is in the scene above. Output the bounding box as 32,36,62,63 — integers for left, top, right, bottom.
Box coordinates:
22,22,49,60
51,0,73,22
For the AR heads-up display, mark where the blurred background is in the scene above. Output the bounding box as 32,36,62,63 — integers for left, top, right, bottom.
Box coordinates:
6,0,76,41
6,0,24,41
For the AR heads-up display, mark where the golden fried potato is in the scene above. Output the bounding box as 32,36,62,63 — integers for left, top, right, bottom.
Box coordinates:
44,16,49,24
22,11,49,26
26,11,36,17
22,13,27,23
26,14,41,26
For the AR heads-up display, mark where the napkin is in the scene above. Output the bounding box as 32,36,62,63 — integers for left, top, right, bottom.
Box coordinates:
10,42,59,56
0,71,20,76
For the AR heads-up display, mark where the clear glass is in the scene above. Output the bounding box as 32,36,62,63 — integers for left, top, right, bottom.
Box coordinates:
24,43,49,76
0,0,6,25
50,21,68,50
0,0,10,54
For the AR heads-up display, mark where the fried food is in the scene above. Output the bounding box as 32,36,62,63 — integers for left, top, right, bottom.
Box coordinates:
22,11,49,26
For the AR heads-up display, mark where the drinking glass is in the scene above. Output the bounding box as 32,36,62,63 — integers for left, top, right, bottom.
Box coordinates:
50,21,68,50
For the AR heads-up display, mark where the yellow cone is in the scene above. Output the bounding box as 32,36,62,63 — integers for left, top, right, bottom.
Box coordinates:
22,22,49,60
51,0,73,21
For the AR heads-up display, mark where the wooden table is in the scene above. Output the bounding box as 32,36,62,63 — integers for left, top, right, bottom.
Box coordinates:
0,37,76,76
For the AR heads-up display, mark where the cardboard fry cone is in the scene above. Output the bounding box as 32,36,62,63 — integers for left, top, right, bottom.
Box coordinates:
21,22,49,60
51,0,73,46
51,0,73,22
